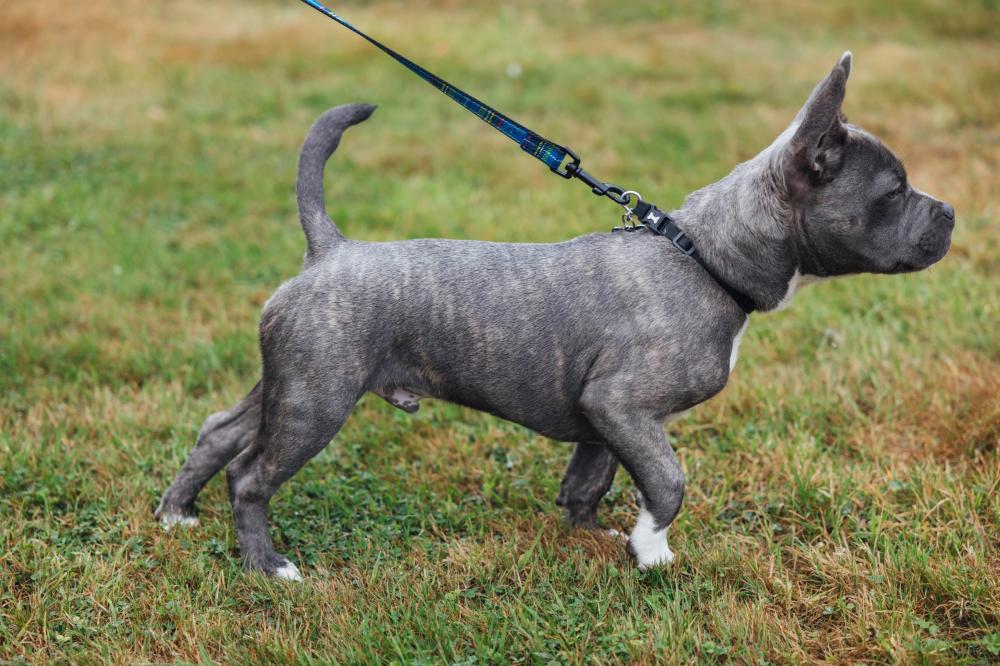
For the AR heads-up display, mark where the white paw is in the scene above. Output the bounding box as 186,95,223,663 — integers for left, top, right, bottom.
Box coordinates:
635,545,675,570
604,528,627,542
273,561,303,581
159,513,199,531
629,508,675,570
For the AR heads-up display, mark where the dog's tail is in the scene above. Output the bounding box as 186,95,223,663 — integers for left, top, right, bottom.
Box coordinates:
296,103,377,261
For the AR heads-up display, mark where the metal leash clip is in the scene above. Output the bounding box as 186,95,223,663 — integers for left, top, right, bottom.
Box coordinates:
612,191,643,232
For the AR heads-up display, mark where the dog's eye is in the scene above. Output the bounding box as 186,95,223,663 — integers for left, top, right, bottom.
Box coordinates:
885,185,906,200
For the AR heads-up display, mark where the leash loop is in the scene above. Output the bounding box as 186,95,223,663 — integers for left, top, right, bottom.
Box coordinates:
614,191,643,231
619,190,642,209
550,146,581,179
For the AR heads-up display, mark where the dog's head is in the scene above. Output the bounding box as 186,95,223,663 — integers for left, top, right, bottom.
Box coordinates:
781,52,954,276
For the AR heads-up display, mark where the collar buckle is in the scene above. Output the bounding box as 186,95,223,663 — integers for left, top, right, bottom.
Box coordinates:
640,206,695,256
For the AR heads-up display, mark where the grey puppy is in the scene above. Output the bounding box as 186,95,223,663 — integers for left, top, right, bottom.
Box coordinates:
156,52,953,579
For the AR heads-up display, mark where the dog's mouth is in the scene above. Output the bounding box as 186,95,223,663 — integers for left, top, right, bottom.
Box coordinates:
888,250,949,274
888,234,952,274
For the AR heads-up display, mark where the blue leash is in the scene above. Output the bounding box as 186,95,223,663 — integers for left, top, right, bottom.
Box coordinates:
297,0,634,208
295,0,757,313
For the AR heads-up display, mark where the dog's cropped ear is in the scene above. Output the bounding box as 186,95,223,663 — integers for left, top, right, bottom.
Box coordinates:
786,52,852,187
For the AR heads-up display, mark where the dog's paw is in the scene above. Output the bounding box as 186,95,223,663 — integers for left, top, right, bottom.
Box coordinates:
157,510,199,531
627,538,675,570
626,508,675,569
561,503,599,529
273,560,303,582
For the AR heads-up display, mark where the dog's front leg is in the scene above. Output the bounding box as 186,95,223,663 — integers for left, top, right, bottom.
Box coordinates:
555,441,618,528
580,385,683,569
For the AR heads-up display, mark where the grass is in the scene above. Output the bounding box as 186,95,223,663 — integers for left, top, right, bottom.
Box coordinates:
1,0,999,662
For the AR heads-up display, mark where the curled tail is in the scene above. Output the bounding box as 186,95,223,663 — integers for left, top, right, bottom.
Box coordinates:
296,103,377,262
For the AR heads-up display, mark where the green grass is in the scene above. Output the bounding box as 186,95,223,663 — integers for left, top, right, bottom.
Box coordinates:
2,0,999,663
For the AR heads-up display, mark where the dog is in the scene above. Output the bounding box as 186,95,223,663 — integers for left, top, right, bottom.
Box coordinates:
156,52,954,579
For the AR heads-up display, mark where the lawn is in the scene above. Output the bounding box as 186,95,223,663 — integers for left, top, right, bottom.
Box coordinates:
1,0,999,663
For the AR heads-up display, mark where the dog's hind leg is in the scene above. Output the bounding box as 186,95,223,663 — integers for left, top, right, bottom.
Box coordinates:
226,378,359,580
155,382,262,529
555,441,618,529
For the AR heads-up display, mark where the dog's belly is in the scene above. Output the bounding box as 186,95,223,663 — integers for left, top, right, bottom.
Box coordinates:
452,395,601,442
450,390,600,442
370,351,601,442
371,382,601,443
372,387,599,441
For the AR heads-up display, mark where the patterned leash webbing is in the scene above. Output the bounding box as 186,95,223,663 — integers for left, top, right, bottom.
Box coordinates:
298,0,568,171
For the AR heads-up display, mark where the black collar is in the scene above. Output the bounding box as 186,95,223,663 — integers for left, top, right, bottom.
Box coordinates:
631,201,757,314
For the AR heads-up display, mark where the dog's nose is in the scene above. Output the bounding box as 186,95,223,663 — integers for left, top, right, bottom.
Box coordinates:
940,202,955,220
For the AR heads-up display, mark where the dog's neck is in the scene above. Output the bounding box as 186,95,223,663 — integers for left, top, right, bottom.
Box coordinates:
669,129,815,312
